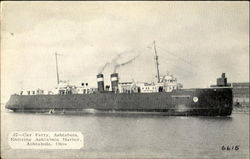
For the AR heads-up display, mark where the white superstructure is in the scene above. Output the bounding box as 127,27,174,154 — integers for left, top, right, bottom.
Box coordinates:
117,72,183,93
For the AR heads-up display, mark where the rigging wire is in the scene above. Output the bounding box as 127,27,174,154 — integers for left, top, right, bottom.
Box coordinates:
156,45,197,67
158,55,196,75
146,42,202,76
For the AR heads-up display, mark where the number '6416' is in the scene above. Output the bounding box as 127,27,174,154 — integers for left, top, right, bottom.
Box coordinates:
221,145,239,151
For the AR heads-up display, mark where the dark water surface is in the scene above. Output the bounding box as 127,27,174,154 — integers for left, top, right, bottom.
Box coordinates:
1,109,249,159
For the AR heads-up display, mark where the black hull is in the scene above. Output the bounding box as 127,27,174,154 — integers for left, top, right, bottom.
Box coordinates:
5,88,233,116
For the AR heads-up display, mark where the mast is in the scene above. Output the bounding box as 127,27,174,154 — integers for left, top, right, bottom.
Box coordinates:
153,41,160,83
55,52,60,84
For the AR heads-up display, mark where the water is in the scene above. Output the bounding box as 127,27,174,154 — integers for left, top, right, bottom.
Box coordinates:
1,108,249,159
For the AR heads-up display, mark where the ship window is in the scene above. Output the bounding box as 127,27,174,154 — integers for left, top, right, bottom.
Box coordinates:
138,87,141,93
27,91,30,95
59,90,65,95
159,87,163,92
33,91,35,95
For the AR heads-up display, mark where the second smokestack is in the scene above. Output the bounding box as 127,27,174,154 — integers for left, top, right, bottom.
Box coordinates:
111,73,119,92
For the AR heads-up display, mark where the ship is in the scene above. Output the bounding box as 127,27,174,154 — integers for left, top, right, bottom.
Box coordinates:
5,41,233,116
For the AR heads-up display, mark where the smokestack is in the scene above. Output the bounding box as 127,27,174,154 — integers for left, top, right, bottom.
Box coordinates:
97,74,104,92
221,73,225,78
217,73,227,86
111,73,119,92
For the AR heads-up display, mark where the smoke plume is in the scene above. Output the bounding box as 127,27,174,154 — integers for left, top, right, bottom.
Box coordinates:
99,49,140,73
99,62,110,74
113,54,140,73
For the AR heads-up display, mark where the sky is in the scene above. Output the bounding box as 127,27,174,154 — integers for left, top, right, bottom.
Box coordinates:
1,1,249,103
